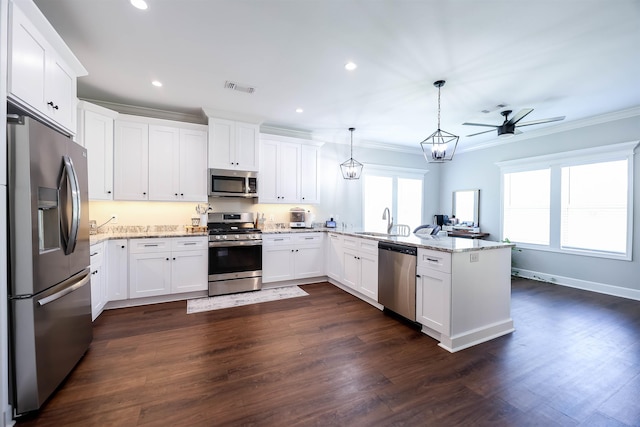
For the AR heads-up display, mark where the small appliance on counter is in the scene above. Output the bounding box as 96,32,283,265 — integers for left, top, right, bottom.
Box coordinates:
289,207,306,228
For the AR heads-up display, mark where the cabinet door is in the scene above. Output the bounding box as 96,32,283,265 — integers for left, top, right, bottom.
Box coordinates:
129,252,172,298
278,142,300,202
325,233,343,281
235,122,259,171
359,252,378,301
178,128,207,201
148,125,180,201
90,243,106,320
83,110,114,200
114,120,149,200
416,267,451,334
107,239,128,301
8,3,47,116
295,245,324,279
341,248,360,290
171,250,207,293
262,245,295,283
258,140,279,203
208,118,234,169
46,55,75,130
300,145,319,204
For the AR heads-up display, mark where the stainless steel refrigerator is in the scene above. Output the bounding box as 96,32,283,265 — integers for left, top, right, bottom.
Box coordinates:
6,108,92,416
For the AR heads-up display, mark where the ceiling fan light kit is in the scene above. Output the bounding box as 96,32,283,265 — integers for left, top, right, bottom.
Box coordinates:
341,127,364,180
420,80,459,163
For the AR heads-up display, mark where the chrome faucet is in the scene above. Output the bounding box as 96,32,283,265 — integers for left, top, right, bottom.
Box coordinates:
382,207,393,234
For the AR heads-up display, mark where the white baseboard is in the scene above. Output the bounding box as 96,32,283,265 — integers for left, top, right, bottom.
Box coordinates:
512,268,640,301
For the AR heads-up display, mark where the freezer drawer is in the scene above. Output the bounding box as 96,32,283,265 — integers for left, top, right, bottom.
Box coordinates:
11,268,93,415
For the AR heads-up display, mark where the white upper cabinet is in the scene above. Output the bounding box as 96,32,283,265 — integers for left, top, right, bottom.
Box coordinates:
114,115,207,202
259,134,323,204
178,128,208,201
77,101,118,200
114,119,149,201
208,117,259,171
259,139,300,203
8,0,87,134
300,145,320,204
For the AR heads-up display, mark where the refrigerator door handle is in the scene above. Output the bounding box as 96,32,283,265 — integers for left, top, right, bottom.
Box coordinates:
60,155,81,255
37,269,91,307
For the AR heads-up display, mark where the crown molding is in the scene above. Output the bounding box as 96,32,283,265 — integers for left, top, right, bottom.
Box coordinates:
83,99,207,124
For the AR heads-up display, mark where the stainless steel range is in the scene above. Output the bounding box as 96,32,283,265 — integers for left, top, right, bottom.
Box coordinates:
207,212,262,296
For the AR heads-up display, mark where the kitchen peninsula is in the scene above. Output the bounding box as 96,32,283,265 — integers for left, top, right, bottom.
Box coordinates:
265,228,515,353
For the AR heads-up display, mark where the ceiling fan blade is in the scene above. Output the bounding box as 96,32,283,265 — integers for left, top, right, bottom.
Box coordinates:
466,129,496,137
507,108,534,125
462,122,499,128
516,116,566,127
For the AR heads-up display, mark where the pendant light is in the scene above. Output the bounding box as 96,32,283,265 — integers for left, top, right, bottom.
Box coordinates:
341,127,363,180
420,80,459,163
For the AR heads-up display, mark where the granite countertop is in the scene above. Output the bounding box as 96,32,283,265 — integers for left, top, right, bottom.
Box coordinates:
89,226,207,246
314,229,512,253
91,225,512,253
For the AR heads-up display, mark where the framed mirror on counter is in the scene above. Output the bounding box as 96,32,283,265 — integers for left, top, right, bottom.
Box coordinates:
452,189,479,226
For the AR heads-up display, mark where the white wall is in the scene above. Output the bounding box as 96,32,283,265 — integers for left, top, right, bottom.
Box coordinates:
314,141,439,230
439,111,640,296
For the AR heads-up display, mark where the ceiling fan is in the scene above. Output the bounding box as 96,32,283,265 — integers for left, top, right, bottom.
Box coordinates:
463,109,565,138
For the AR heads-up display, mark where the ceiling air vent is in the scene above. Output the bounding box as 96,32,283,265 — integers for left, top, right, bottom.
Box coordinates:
224,80,256,94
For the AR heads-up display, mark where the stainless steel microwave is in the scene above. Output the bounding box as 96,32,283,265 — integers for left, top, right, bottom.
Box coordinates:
208,169,258,198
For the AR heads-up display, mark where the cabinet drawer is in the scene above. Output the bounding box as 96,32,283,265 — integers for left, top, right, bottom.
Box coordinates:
129,238,171,253
359,238,379,255
90,242,104,267
294,233,324,246
263,234,294,246
171,236,207,251
417,248,451,273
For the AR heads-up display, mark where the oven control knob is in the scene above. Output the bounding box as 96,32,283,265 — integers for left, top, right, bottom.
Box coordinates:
235,234,240,239
216,235,221,240
222,235,228,240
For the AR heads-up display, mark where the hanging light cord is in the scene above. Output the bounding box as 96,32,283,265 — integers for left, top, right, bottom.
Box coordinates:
350,129,354,158
436,84,441,131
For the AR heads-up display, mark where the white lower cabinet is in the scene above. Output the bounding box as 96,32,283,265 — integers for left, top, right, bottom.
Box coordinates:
325,233,343,281
90,242,107,320
262,233,325,283
107,239,128,301
416,248,452,334
129,237,207,298
340,236,379,301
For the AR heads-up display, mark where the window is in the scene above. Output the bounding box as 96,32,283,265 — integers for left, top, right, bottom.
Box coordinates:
498,142,636,260
362,166,425,233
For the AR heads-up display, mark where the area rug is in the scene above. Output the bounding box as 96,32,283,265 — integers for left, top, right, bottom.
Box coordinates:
187,286,308,314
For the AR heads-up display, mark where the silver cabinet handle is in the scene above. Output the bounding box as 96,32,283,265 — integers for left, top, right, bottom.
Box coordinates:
183,242,197,246
144,244,159,247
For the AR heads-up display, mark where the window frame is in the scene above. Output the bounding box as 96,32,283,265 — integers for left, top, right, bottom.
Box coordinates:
361,164,427,233
497,141,637,261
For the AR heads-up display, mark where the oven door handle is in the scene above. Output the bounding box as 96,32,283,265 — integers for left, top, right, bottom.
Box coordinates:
209,240,263,248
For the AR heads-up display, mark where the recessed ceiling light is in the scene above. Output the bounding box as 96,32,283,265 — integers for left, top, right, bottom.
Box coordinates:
295,108,304,113
345,62,357,71
130,0,148,10
151,80,162,87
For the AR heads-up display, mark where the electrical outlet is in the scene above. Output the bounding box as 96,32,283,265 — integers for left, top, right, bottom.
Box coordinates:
470,252,479,263
111,214,118,224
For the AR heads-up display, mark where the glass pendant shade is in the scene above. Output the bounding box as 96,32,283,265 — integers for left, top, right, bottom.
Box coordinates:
341,127,363,179
420,80,459,163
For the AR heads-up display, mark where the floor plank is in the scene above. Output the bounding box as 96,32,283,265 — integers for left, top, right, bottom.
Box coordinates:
15,278,640,426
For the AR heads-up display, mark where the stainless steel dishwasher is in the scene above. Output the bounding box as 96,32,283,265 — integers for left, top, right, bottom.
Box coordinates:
378,241,418,321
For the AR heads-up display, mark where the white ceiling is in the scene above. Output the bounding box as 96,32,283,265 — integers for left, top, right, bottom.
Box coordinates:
34,0,640,151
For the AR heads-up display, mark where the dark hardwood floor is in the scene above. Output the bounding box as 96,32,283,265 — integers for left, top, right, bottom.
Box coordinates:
16,278,640,426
